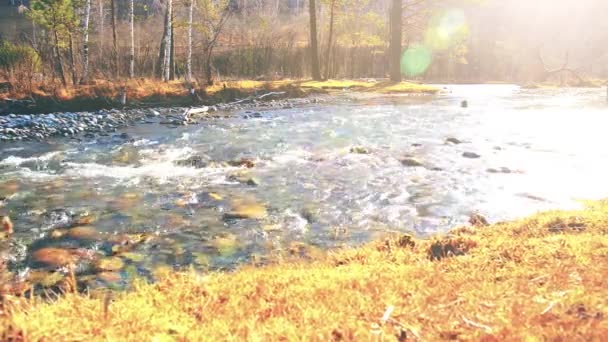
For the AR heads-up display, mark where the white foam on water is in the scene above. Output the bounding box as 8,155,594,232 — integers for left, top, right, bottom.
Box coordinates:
0,151,63,166
268,148,313,166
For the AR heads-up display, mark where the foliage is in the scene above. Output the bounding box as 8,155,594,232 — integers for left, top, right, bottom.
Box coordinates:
0,41,41,74
0,40,41,90
335,0,385,47
29,0,79,47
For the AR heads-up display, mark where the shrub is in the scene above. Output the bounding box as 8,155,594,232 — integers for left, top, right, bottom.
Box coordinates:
0,40,42,92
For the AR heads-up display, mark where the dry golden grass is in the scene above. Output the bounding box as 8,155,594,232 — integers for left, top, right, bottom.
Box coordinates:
2,201,608,341
1,79,438,106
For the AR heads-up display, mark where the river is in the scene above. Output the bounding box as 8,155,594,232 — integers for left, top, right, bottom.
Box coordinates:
0,85,606,290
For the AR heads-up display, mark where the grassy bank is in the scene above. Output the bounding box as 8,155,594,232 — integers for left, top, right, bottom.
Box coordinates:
2,201,607,340
0,79,438,115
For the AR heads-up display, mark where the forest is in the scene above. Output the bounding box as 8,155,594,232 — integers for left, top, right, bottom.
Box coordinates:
1,0,607,95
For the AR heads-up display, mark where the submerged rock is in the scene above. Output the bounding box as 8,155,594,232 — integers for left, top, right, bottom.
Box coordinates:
97,271,122,283
400,158,425,167
95,257,124,272
227,158,256,168
31,248,77,267
445,137,464,145
1,216,13,235
175,155,209,169
224,200,268,220
0,180,20,197
41,209,76,231
211,233,240,256
66,226,101,241
227,172,260,186
487,167,513,174
462,152,481,159
112,145,140,165
350,146,370,154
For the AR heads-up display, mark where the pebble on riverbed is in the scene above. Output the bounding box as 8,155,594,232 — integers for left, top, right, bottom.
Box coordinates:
0,96,317,142
1,216,13,235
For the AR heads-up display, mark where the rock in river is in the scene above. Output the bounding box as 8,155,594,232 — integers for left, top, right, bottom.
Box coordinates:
175,155,209,169
446,137,464,145
1,216,13,235
227,158,256,168
462,152,481,159
469,213,489,227
95,257,124,272
400,158,425,167
224,200,268,220
350,146,370,154
66,226,101,240
31,248,77,267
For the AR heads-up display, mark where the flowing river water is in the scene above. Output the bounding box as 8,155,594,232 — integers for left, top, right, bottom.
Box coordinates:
0,85,607,290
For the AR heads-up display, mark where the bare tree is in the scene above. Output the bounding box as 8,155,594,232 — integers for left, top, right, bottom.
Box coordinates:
111,0,119,78
81,0,91,84
186,0,194,83
98,0,103,63
200,0,231,85
389,0,402,82
324,0,336,79
129,0,135,78
309,0,321,80
162,0,173,82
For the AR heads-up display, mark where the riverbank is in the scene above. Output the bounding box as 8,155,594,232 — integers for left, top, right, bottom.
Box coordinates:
0,79,438,141
0,79,439,116
2,200,607,340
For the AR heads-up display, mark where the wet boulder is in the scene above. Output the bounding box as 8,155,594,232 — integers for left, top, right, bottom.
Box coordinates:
350,146,370,154
111,145,141,165
94,257,124,272
227,158,255,168
400,158,425,167
223,199,268,220
175,155,209,169
469,213,489,227
227,171,260,186
445,137,464,145
30,247,77,267
462,152,481,159
40,209,76,231
65,226,101,241
1,216,13,235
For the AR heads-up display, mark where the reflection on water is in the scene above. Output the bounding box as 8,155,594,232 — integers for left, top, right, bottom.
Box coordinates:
1,85,607,287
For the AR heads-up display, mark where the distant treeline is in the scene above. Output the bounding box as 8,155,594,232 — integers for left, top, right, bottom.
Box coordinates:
0,0,606,93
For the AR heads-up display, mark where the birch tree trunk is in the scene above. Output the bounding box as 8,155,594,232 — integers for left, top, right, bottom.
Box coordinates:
186,0,193,83
170,10,175,80
162,0,172,82
81,0,91,84
111,0,119,78
129,0,135,78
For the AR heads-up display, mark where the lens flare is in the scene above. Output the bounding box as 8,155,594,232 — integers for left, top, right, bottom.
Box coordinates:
425,9,468,51
401,44,433,77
